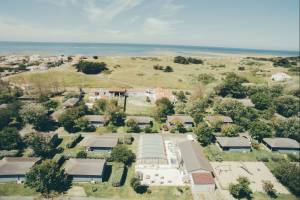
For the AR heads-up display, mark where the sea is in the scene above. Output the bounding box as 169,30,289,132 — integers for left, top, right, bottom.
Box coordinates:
0,41,299,57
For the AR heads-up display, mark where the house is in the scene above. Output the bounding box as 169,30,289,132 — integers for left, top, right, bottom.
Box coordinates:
108,88,126,97
84,115,108,127
178,140,215,191
167,115,194,129
271,73,291,81
205,115,233,126
126,116,154,128
63,98,79,108
262,138,300,153
0,157,40,183
216,137,251,152
64,158,106,182
81,136,118,152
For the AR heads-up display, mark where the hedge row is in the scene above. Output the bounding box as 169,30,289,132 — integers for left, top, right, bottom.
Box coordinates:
111,162,125,187
66,134,82,148
52,154,65,167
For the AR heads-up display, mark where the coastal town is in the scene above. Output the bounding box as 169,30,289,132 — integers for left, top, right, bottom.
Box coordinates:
0,53,299,200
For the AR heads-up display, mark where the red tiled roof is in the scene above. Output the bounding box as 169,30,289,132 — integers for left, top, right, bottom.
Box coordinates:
192,173,215,185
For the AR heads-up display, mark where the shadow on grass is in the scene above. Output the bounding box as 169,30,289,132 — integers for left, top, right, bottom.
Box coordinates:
102,164,112,182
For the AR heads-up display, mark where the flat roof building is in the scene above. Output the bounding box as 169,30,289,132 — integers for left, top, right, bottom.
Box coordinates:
263,138,300,153
167,115,194,128
81,136,118,152
216,137,251,152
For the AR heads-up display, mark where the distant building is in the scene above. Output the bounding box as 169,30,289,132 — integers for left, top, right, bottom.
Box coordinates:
167,115,194,129
216,137,251,152
84,115,108,127
205,115,233,126
263,138,300,153
271,73,291,81
108,88,126,97
63,98,79,108
0,157,40,183
64,158,106,182
126,116,154,128
81,136,118,152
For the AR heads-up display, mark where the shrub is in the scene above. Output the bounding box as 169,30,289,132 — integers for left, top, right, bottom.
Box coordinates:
262,180,277,197
76,150,87,158
75,61,108,74
256,154,269,162
111,162,125,187
164,66,173,72
197,73,216,85
66,134,82,148
130,177,148,194
52,154,65,167
144,125,153,133
174,56,189,64
93,56,98,59
238,66,245,70
287,153,300,162
124,134,133,145
229,176,253,199
270,154,284,162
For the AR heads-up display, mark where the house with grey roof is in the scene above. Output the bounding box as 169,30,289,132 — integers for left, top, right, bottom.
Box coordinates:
126,116,154,128
216,137,251,152
205,115,233,126
167,115,194,129
0,157,40,183
64,158,106,182
84,115,108,127
263,138,300,153
63,97,79,108
80,136,118,152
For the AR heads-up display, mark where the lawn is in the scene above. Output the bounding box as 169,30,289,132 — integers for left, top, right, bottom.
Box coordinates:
253,192,299,200
0,183,38,196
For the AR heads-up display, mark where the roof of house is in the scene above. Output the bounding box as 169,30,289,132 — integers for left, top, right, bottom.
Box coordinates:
63,98,79,107
64,158,106,176
81,136,118,148
167,115,194,123
126,116,153,124
178,140,213,173
216,137,251,148
205,115,233,123
263,138,300,149
84,115,108,123
0,157,40,176
192,172,215,185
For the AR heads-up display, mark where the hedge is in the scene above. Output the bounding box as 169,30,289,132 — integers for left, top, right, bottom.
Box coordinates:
66,134,82,148
52,154,65,167
111,162,125,187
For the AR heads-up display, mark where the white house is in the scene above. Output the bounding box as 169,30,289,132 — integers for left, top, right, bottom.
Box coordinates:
271,73,291,81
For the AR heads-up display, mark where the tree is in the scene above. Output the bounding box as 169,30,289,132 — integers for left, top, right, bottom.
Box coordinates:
249,121,272,142
194,123,214,146
126,119,141,133
74,118,95,132
229,176,253,199
76,150,87,158
262,180,277,198
176,91,187,103
105,100,125,126
273,117,300,142
171,121,187,133
275,95,299,117
93,99,108,114
111,145,135,165
250,92,272,110
221,124,240,137
25,160,71,197
0,127,23,150
130,177,148,194
174,56,189,64
153,98,175,122
75,61,108,74
164,66,173,72
217,73,247,98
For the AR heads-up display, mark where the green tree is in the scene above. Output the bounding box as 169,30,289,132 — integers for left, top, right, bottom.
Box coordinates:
273,117,300,142
229,176,253,199
176,91,187,103
25,160,71,197
249,121,272,142
275,95,299,117
75,61,108,74
76,150,87,158
217,73,247,98
105,100,125,126
0,127,23,150
153,98,175,122
221,124,240,137
111,145,135,165
130,177,148,194
194,123,214,146
126,119,141,133
164,66,173,72
250,92,272,110
262,180,277,198
93,98,108,114
171,121,187,133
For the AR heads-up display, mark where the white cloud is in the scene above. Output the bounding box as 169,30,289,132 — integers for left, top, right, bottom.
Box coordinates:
35,0,79,7
161,0,183,16
143,17,181,35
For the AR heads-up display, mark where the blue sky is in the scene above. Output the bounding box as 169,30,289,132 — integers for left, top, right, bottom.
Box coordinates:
0,0,299,50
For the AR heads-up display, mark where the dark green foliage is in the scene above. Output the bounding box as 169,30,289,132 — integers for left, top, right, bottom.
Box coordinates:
249,121,272,142
52,154,65,167
123,134,133,144
111,162,125,187
229,176,253,199
275,95,299,117
25,160,71,196
273,58,294,68
111,145,135,165
93,99,108,114
196,73,216,85
194,123,214,146
130,177,148,194
66,134,82,148
104,100,125,126
75,61,108,74
250,92,272,110
273,117,300,142
175,91,187,103
126,119,141,133
76,150,87,158
153,65,164,70
174,56,203,64
164,66,173,72
221,124,241,137
271,161,300,196
93,56,98,59
171,121,187,133
187,57,204,64
0,127,23,150
217,73,248,98
153,97,175,122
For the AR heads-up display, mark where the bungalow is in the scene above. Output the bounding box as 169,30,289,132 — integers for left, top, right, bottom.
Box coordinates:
64,158,106,182
63,97,79,108
0,157,40,183
263,138,300,153
205,115,233,127
216,137,251,152
84,115,108,127
167,115,194,129
81,136,118,152
271,72,291,81
126,116,154,128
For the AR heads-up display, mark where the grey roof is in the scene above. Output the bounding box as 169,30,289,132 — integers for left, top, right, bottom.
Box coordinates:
63,98,79,107
64,158,106,176
179,140,213,173
81,136,118,148
0,157,40,175
263,138,300,149
216,137,251,148
167,115,194,123
137,134,167,165
84,115,108,123
126,116,153,124
205,115,233,123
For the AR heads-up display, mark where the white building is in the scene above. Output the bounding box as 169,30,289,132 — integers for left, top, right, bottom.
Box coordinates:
271,72,291,81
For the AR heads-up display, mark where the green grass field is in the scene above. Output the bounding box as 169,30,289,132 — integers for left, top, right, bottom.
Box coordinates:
0,183,38,196
253,192,299,200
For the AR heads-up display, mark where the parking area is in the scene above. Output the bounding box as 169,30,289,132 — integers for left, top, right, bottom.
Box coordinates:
211,161,290,194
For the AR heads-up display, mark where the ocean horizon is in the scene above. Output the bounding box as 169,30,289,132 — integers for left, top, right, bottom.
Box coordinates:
0,41,299,57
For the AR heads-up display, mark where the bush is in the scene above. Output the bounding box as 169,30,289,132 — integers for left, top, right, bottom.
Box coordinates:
130,177,148,194
76,150,87,158
111,145,135,165
111,162,125,187
174,56,189,64
256,154,269,162
164,66,173,72
270,154,284,162
75,61,108,74
124,134,133,145
229,176,253,199
66,134,82,148
262,180,277,197
238,66,245,70
197,73,216,85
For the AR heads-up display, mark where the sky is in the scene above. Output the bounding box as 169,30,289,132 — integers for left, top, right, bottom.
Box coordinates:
0,0,299,51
